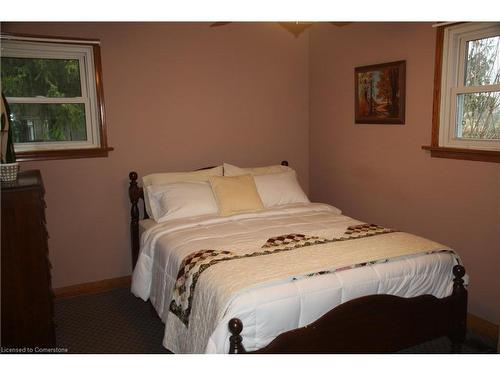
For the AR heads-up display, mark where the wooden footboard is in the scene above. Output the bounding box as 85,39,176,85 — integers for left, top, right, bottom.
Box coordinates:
228,264,467,354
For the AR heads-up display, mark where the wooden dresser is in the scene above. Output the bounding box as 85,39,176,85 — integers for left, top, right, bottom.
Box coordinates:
1,170,55,348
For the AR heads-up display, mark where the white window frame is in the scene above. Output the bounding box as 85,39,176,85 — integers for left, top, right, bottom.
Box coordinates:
439,22,500,151
1,38,102,152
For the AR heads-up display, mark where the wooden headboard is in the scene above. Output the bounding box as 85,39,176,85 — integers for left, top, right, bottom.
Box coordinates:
128,160,289,269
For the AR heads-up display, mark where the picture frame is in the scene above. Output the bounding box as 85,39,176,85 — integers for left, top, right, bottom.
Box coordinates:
354,60,406,124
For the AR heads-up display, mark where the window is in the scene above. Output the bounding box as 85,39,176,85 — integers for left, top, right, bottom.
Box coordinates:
424,22,500,163
0,34,112,161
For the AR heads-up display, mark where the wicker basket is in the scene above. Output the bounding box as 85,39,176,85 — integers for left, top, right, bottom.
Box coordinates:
1,162,19,182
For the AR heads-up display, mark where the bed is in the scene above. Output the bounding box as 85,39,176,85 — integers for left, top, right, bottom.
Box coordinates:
128,161,467,354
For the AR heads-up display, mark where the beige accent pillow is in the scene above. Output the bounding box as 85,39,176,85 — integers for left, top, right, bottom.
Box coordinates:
142,166,223,217
223,162,293,176
209,174,264,216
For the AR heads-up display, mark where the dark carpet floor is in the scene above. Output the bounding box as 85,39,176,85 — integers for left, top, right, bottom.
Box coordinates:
54,288,497,354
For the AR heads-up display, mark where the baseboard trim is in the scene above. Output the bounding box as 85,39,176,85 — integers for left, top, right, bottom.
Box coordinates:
467,313,499,344
53,275,132,300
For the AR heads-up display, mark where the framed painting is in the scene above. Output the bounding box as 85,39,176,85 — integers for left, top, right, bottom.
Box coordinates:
355,60,406,124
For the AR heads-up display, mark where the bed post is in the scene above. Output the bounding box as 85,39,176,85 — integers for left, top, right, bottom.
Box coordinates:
449,264,467,353
228,318,246,354
129,172,140,270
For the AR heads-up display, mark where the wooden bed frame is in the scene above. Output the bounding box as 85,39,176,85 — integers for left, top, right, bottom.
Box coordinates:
128,161,467,354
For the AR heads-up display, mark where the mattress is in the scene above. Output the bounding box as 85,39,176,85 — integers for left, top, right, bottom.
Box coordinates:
131,203,459,353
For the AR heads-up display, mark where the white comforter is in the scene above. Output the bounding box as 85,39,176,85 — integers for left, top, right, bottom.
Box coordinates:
131,203,457,353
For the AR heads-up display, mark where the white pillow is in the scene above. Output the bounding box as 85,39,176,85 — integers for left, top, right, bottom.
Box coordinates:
142,166,223,217
146,181,218,223
223,162,293,176
254,171,309,208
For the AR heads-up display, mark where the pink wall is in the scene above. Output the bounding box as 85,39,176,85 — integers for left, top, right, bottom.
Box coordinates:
309,22,500,324
1,22,310,288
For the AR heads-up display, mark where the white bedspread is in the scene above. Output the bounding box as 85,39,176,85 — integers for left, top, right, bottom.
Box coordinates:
131,203,458,353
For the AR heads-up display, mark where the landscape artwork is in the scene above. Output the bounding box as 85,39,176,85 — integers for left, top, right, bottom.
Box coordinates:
355,60,406,124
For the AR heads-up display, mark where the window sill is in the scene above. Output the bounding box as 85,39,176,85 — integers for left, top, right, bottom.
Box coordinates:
421,145,500,163
16,147,114,162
